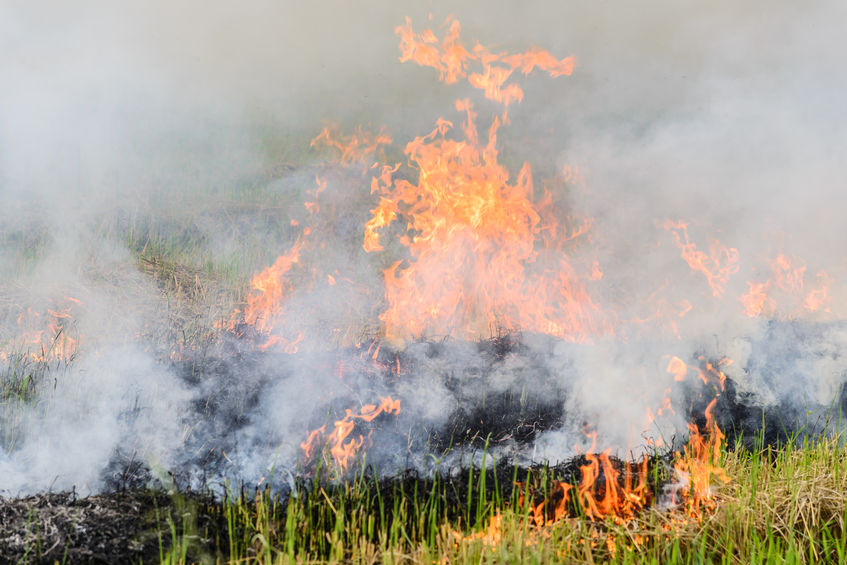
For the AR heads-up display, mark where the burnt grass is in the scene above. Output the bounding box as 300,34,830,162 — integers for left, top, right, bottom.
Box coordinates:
0,490,221,565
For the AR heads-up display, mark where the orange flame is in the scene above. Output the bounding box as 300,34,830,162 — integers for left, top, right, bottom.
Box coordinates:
740,281,774,317
517,452,651,526
671,398,729,515
741,253,832,318
515,394,725,529
395,17,574,107
362,19,604,343
311,125,392,165
663,220,739,298
2,298,81,363
666,356,688,382
228,18,735,523
223,239,305,352
366,106,608,342
300,396,402,471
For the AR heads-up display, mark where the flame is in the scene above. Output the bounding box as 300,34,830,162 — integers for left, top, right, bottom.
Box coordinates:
227,18,615,347
663,220,739,298
2,298,80,364
395,16,574,107
226,239,305,352
803,271,832,312
671,398,729,515
300,395,401,471
222,18,735,527
517,452,651,526
513,396,726,532
740,281,774,317
311,125,391,165
450,514,503,548
362,19,607,344
741,253,833,318
666,356,688,382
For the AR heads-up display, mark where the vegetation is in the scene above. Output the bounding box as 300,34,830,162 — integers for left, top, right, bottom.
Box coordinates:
2,434,844,563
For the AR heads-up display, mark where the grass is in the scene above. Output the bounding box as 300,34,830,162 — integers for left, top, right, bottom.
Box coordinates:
130,431,843,564
0,346,76,453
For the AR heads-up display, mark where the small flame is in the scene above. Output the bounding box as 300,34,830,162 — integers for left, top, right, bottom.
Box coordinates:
663,220,739,298
311,125,391,165
741,254,833,318
2,298,81,363
395,16,574,107
511,398,726,542
300,396,401,471
517,451,651,526
740,281,774,317
666,356,688,382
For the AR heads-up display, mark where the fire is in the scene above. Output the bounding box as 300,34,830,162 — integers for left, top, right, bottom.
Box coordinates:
242,241,303,335
740,281,774,318
663,220,739,298
221,238,304,352
740,253,832,318
517,449,651,527
300,395,401,472
395,16,574,107
512,395,726,533
365,21,607,344
226,17,607,348
1,298,80,364
221,16,735,524
311,124,391,165
670,398,729,515
450,513,503,548
666,356,688,382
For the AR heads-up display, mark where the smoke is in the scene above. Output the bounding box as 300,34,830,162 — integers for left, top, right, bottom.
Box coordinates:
2,1,847,495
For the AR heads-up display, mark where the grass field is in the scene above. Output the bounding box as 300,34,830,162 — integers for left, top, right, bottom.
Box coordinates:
168,434,847,564
3,428,845,563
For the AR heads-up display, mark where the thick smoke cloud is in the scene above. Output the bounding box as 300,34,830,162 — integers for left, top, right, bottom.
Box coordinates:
2,1,847,495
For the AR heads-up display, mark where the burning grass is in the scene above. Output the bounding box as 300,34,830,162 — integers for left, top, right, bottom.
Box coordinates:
1,434,845,564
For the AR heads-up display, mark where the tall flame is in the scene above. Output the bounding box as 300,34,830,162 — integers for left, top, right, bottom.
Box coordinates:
366,20,607,344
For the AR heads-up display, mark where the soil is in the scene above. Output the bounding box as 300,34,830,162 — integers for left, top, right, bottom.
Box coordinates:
0,490,221,565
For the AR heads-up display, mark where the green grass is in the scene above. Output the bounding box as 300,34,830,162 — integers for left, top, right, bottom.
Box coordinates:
0,343,76,452
135,432,843,564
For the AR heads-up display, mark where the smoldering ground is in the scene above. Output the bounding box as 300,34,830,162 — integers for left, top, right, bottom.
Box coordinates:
2,1,847,496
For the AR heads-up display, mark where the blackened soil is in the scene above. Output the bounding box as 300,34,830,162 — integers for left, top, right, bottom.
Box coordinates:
0,491,174,564
0,489,235,565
